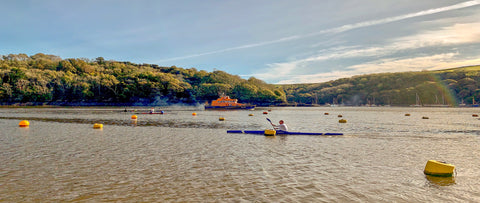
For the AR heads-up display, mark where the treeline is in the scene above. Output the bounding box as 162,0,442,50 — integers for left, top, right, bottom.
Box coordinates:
281,65,480,106
0,53,286,106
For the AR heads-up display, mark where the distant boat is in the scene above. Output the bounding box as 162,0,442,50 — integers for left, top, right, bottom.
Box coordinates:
410,93,422,107
424,94,451,107
204,95,255,110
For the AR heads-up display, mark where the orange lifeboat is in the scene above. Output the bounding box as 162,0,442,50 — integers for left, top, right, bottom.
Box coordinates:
205,95,255,110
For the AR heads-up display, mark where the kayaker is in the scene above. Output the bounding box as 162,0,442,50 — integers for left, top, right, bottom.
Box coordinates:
273,120,288,131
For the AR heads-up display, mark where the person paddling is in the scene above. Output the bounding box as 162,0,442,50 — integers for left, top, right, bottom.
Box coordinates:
273,120,288,131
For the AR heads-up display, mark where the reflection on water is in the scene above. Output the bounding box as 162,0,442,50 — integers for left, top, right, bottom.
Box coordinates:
1,107,480,202
425,175,456,186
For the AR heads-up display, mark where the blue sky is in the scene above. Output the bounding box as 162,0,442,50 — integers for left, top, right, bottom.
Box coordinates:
1,0,480,84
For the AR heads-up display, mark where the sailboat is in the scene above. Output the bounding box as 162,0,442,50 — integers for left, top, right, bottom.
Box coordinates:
424,94,451,107
410,93,422,107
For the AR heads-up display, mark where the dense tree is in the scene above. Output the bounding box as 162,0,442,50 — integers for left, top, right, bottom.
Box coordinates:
0,53,286,106
282,66,480,106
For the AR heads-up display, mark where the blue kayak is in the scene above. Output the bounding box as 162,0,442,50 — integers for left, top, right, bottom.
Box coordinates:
227,130,343,136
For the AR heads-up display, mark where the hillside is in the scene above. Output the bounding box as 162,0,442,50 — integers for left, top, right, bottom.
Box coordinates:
0,53,286,106
281,65,480,106
2,53,480,107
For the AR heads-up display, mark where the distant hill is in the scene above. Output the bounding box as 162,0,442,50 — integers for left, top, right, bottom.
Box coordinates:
2,53,479,107
280,65,480,106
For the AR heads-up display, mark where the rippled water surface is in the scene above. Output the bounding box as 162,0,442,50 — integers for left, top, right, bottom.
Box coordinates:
1,107,480,202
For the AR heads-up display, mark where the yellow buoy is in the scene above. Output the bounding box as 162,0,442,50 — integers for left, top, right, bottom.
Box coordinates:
93,123,103,129
192,112,197,116
264,129,276,136
424,160,455,177
219,117,225,121
249,114,254,116
19,120,30,127
339,119,347,123
131,115,138,119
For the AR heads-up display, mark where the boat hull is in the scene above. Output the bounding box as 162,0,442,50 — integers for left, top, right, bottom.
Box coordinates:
205,105,255,110
227,130,343,136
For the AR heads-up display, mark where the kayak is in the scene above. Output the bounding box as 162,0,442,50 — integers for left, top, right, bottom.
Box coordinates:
227,130,343,136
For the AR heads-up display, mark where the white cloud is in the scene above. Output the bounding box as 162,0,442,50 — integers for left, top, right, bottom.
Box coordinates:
274,53,480,84
259,21,480,84
156,1,480,63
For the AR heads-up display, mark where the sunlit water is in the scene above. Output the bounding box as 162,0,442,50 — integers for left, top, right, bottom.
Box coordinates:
1,107,479,202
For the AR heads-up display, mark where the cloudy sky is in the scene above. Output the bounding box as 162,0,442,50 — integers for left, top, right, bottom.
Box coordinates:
1,0,480,84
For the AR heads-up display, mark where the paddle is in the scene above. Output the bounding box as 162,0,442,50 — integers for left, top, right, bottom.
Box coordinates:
266,118,275,129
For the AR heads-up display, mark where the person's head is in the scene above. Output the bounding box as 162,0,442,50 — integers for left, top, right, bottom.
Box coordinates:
279,120,284,124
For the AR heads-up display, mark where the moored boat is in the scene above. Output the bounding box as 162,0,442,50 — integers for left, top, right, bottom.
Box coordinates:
205,95,255,110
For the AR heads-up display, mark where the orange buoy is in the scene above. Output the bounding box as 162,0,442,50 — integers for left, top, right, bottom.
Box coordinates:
19,120,30,127
339,119,347,123
472,114,478,117
249,114,254,116
263,112,268,114
219,117,225,121
338,115,343,117
93,123,103,129
405,113,411,116
131,115,138,119
324,113,329,115
192,112,197,116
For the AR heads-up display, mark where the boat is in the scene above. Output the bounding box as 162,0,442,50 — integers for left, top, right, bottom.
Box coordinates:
141,110,164,114
204,95,255,110
227,130,343,136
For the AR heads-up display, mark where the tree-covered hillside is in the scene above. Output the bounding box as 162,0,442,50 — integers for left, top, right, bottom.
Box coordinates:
0,53,286,106
281,65,480,106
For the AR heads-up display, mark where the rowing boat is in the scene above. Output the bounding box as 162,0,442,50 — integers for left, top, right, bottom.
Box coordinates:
141,112,164,114
227,130,343,136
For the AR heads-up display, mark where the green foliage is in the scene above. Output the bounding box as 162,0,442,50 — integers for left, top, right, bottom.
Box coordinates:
0,53,286,106
282,65,480,106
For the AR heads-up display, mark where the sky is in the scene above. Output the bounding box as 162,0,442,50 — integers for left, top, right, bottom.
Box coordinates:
1,0,480,84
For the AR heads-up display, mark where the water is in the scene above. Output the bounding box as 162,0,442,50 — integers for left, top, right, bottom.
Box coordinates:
1,107,479,202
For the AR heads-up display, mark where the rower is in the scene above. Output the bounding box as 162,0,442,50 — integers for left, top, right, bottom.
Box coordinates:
273,120,288,131
150,107,155,113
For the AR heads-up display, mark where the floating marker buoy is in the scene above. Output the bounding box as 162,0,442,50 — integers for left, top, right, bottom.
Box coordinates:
93,123,103,129
324,113,329,115
219,117,225,121
338,115,343,117
264,129,276,136
472,114,478,117
263,112,268,114
422,116,429,119
405,113,411,116
192,112,197,116
19,120,30,127
339,119,347,123
131,115,137,119
424,160,455,177
249,114,254,116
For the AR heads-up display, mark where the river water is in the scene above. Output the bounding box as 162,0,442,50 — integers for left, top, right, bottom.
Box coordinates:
1,107,479,202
